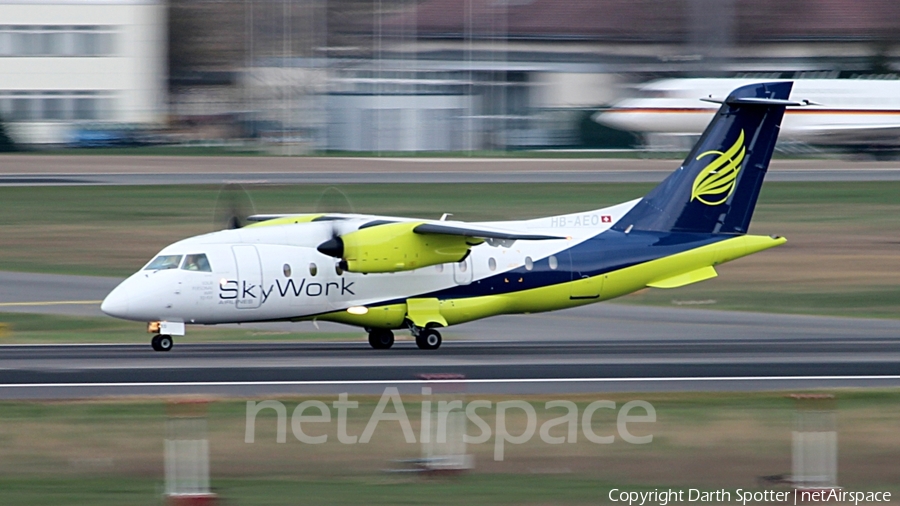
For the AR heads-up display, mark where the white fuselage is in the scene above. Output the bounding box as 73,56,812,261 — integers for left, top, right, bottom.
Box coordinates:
597,78,900,146
100,200,639,326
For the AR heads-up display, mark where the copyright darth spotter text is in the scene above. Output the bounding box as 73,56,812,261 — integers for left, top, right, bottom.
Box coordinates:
609,488,892,506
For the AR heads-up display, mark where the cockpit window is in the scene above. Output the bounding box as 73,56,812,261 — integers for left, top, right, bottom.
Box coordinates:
144,255,183,271
181,253,212,272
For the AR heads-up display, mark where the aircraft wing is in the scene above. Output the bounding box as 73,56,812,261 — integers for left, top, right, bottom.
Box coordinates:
246,214,565,239
246,213,351,223
413,222,565,241
246,214,290,223
317,220,566,274
792,123,900,145
796,123,900,132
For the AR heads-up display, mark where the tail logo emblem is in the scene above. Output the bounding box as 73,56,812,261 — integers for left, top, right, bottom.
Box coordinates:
691,130,746,206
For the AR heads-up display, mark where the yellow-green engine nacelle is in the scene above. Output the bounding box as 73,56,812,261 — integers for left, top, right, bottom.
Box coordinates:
317,222,483,273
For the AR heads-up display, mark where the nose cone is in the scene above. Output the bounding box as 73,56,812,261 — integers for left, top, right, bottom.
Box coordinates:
593,109,630,131
101,284,131,319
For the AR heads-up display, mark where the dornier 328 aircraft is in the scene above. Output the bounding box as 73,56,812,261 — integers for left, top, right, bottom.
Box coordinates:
102,82,796,352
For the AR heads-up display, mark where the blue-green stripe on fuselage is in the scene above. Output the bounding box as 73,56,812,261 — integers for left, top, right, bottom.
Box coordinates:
413,229,728,300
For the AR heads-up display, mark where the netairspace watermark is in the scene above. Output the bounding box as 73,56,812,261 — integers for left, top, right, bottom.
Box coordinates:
609,488,892,506
244,387,656,461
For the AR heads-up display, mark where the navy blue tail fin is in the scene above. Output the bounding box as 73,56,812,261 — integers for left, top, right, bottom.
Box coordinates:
613,81,794,235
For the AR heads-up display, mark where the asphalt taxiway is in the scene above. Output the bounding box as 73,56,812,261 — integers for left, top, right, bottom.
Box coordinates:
3,168,900,186
2,156,900,185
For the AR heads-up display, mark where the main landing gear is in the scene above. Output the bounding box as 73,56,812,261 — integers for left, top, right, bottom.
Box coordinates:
366,327,442,350
414,328,442,350
368,328,395,349
151,334,174,352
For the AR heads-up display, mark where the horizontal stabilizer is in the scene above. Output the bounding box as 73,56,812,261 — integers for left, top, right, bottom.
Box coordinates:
647,266,718,289
701,96,804,106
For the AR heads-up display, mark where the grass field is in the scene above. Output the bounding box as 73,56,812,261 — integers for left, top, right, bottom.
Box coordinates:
0,391,898,504
0,475,615,506
0,182,898,318
0,312,358,345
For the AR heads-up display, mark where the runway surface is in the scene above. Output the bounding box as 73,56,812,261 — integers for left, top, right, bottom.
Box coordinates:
1,335,899,399
2,156,900,185
2,270,899,398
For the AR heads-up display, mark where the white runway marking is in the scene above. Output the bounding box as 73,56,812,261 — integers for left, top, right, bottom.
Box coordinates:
2,375,900,389
0,300,102,307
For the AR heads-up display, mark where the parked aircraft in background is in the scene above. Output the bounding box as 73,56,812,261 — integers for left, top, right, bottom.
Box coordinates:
596,78,900,154
102,82,795,352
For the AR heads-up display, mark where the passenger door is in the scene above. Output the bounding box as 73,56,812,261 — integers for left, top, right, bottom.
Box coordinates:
232,245,263,309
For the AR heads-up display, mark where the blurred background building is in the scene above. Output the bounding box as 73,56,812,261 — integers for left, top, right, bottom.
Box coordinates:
0,0,166,145
2,0,899,151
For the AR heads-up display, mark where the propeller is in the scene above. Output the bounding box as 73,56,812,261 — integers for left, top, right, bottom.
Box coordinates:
313,186,356,271
212,184,354,271
213,183,257,230
314,186,356,215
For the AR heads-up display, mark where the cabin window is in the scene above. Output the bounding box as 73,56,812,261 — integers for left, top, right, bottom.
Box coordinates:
335,263,344,275
488,257,497,271
458,260,467,272
435,264,444,273
548,255,558,270
524,256,534,271
309,263,318,276
181,254,212,272
145,255,182,271
283,264,292,277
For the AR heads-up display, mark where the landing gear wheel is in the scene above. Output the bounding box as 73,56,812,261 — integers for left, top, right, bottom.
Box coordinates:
151,334,173,352
416,329,442,350
368,329,394,349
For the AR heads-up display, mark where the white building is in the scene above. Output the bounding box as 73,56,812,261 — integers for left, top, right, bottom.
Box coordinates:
0,0,166,144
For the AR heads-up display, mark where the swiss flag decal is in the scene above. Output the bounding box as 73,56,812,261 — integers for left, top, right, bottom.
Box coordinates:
601,215,612,223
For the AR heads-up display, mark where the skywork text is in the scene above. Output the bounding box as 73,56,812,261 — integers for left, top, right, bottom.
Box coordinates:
220,277,355,303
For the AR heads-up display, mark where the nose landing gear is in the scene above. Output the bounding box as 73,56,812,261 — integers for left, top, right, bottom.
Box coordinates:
151,334,174,352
